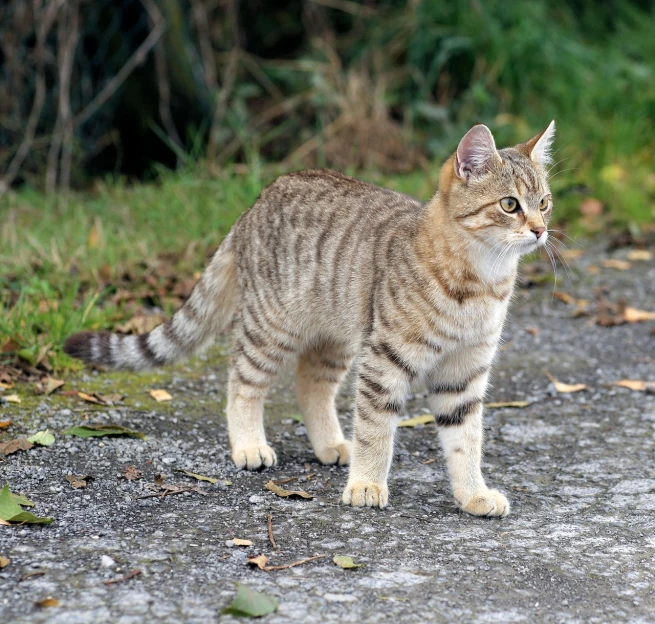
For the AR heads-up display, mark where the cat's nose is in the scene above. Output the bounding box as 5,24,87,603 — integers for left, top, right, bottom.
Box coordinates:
531,227,546,239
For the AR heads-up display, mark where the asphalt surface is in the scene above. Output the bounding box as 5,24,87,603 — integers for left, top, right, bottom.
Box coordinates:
1,242,655,623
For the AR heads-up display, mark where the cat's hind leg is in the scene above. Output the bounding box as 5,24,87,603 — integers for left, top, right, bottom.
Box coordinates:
227,314,298,470
296,342,354,466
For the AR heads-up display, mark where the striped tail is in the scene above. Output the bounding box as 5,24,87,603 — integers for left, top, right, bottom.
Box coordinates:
64,233,239,371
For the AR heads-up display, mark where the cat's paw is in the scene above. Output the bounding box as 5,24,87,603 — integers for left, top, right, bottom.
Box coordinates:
315,441,351,466
232,445,277,470
459,489,510,517
342,481,388,508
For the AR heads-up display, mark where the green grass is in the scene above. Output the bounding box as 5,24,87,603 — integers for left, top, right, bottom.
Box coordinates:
1,153,653,373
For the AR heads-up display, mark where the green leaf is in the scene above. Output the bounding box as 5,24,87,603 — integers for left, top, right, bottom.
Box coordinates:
63,424,146,439
0,484,52,524
176,470,218,484
286,413,303,422
10,493,35,507
27,430,55,446
333,555,365,569
221,583,278,618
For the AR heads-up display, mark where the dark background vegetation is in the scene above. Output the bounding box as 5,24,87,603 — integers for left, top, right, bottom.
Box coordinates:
1,0,655,371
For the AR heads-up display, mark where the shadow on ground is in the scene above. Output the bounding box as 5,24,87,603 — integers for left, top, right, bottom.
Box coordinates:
1,245,655,623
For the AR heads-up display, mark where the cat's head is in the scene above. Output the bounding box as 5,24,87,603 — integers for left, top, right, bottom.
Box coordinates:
441,122,556,255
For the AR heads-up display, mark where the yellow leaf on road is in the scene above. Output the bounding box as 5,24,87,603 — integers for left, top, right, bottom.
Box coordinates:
486,401,531,409
149,389,172,402
624,307,655,323
545,372,586,393
4,394,21,404
601,259,631,271
232,538,253,547
626,250,652,262
614,380,655,392
397,414,436,427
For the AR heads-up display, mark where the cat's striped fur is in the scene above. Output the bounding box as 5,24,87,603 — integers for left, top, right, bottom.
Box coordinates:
65,122,556,515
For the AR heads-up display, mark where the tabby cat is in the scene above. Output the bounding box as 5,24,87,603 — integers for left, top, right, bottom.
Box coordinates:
65,121,556,516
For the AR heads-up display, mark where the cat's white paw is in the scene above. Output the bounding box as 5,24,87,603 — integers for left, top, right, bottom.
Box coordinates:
232,445,277,470
342,481,388,508
315,441,351,466
459,489,510,517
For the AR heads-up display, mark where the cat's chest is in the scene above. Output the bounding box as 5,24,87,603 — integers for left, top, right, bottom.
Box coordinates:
439,296,510,345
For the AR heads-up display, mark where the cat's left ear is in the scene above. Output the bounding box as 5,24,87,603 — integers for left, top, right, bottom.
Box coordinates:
522,120,556,167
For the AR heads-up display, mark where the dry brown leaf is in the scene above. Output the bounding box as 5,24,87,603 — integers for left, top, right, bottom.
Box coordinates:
0,419,12,429
0,381,13,390
587,265,600,275
66,475,91,489
120,466,142,481
601,259,631,271
264,480,313,499
626,249,652,262
560,249,584,260
115,314,165,335
4,394,21,404
34,377,65,396
397,414,436,428
0,555,9,568
149,389,172,402
553,291,577,305
485,401,531,409
0,438,34,456
77,391,101,404
545,372,586,393
624,307,655,323
35,597,60,608
247,555,269,570
613,380,655,392
525,327,539,336
233,538,253,547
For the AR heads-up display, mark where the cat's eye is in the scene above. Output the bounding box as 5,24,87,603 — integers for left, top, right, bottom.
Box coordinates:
539,196,550,211
500,197,519,213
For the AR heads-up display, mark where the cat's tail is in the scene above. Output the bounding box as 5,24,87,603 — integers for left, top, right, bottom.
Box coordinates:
64,232,239,371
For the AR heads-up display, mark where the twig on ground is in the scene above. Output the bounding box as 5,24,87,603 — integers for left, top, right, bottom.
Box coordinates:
267,513,277,550
263,554,326,571
104,569,142,586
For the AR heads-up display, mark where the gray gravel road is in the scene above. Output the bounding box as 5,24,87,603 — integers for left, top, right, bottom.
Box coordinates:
1,243,655,623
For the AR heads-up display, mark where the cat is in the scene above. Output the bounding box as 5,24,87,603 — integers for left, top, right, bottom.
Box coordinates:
65,121,556,516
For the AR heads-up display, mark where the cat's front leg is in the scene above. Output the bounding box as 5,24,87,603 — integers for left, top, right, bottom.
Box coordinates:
342,344,413,509
428,368,509,517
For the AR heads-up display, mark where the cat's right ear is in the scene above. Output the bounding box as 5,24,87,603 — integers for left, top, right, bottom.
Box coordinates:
455,124,501,181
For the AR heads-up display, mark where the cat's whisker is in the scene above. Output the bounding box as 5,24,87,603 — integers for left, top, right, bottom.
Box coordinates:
546,167,578,181
542,243,559,301
548,229,584,249
546,155,571,176
546,241,575,290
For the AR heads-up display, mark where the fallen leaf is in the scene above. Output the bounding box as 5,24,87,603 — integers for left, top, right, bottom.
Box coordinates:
34,377,65,396
560,249,584,260
264,480,313,499
120,466,142,481
485,401,531,409
0,381,13,390
626,249,652,262
333,555,364,569
624,307,655,323
27,430,55,447
66,475,91,489
77,391,101,404
0,438,34,456
0,555,9,568
94,393,125,405
154,473,166,487
35,597,60,608
613,380,655,392
232,538,253,547
553,291,577,305
397,414,436,428
525,327,539,336
286,413,303,422
0,419,12,429
545,372,586,393
104,568,141,586
63,424,146,439
601,259,631,271
10,492,35,507
149,389,172,402
247,554,270,570
4,394,21,404
176,470,218,484
115,313,164,335
0,484,53,524
587,265,600,275
221,583,278,618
